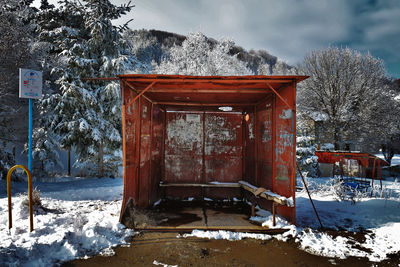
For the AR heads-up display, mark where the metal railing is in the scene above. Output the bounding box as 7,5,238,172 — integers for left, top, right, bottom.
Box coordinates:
7,165,34,232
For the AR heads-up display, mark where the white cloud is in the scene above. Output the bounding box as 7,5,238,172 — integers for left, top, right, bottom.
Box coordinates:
32,0,400,76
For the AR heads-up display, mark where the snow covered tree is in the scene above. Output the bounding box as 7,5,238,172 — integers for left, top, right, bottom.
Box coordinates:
296,113,319,177
37,0,136,177
154,32,252,75
297,47,388,150
0,0,45,178
361,78,400,163
122,29,164,74
257,59,295,75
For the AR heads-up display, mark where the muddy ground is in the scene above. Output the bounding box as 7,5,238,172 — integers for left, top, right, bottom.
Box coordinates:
62,200,399,267
63,231,399,267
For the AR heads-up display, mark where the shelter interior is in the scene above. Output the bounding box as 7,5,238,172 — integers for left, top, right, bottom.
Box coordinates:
118,75,307,224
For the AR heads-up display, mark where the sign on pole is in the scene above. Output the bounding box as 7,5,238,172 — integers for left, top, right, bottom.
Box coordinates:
19,68,42,173
19,68,43,99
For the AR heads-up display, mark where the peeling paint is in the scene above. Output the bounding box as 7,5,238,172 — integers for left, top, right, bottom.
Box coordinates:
142,105,147,118
205,115,239,155
279,109,292,119
248,122,255,139
276,165,289,181
166,113,203,152
261,120,272,142
165,155,202,182
276,128,294,156
186,114,201,123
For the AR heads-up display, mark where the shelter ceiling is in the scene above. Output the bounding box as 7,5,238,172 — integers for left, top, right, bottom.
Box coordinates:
119,74,308,106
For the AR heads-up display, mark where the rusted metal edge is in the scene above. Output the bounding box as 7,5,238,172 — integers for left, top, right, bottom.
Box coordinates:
135,226,288,235
119,75,308,83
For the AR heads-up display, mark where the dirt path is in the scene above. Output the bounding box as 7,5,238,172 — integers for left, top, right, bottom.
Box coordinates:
62,231,399,267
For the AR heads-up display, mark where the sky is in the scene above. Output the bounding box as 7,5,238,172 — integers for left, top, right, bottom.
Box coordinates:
34,0,400,78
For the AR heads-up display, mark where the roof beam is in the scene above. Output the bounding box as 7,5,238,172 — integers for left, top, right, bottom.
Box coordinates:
126,81,156,107
265,82,294,110
124,81,154,104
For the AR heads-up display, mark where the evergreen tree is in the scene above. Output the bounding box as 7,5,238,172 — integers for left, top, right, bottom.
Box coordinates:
0,0,42,178
37,0,136,177
296,111,319,177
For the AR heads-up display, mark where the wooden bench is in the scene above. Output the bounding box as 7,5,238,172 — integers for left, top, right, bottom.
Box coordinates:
159,182,241,188
159,180,293,226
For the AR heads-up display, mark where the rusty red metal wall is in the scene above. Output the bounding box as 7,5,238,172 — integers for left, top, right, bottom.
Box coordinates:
120,83,140,211
204,112,243,198
243,107,256,185
255,96,274,190
204,112,243,183
137,98,152,207
164,111,204,183
149,105,165,204
163,109,243,199
119,75,303,224
274,83,296,223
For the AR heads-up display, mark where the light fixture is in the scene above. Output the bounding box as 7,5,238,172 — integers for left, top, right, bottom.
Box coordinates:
218,106,233,112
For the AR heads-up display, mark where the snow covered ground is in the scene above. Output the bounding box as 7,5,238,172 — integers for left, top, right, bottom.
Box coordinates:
0,177,133,266
185,177,400,263
1,176,400,265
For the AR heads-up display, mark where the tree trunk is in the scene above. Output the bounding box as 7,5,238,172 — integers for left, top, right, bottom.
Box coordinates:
67,148,71,176
334,128,340,150
98,140,104,178
381,144,394,165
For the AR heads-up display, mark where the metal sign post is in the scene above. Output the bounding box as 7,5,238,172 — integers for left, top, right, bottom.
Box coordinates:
19,68,42,173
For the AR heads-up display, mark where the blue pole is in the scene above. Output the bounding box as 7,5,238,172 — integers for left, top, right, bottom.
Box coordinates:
29,98,33,173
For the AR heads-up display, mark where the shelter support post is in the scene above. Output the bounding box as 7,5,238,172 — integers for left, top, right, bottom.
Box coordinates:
370,158,377,197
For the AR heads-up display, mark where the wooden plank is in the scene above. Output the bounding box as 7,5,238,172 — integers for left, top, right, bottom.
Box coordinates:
159,182,241,188
238,181,292,207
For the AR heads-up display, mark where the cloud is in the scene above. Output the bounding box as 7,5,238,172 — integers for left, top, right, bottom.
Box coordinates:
33,0,400,77
117,0,354,63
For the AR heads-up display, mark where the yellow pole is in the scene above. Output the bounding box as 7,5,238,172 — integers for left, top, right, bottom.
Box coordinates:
7,165,34,232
